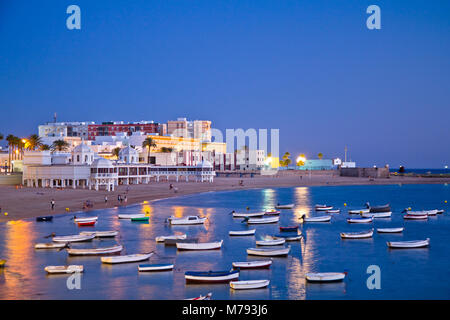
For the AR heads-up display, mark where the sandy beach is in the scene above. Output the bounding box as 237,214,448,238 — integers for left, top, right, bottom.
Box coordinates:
1,174,449,222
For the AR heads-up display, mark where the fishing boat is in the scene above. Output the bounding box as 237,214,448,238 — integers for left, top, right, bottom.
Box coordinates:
52,234,95,243
232,211,265,218
367,203,391,213
256,238,285,246
79,231,118,238
347,217,373,224
340,229,374,239
403,214,428,220
387,238,430,249
45,265,83,274
36,216,53,222
118,214,146,219
247,246,290,256
279,226,298,232
101,252,153,264
168,216,206,225
245,216,279,224
327,209,340,214
232,260,272,269
186,292,212,300
229,229,256,236
67,245,123,256
305,272,346,282
185,270,239,283
77,220,97,227
138,263,174,272
155,234,187,242
131,216,149,222
35,242,67,249
361,212,392,218
176,240,223,250
74,217,98,223
273,234,302,241
264,209,281,215
275,204,294,209
315,205,333,211
302,215,332,222
348,209,370,214
230,280,270,290
377,227,404,233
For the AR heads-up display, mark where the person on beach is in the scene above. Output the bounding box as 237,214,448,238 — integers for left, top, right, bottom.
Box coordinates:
118,195,121,203
169,184,173,190
51,199,55,210
124,195,127,203
104,195,108,204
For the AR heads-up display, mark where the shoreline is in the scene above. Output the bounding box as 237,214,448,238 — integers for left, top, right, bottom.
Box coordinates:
1,175,449,222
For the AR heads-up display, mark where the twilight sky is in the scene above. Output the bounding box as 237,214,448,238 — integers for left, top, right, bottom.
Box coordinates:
0,0,449,168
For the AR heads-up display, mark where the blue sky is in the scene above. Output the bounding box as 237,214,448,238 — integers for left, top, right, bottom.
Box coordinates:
0,0,449,167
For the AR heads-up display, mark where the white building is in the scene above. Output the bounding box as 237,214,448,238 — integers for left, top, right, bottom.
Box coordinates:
235,147,265,171
38,122,94,139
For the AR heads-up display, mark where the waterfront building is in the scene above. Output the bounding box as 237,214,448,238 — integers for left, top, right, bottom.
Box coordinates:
235,147,266,170
167,118,212,142
296,159,334,171
87,121,161,140
38,121,94,139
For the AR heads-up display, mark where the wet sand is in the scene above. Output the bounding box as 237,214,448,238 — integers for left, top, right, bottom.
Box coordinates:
0,174,449,222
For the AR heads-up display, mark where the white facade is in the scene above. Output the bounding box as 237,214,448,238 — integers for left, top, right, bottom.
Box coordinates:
235,148,265,170
38,122,93,139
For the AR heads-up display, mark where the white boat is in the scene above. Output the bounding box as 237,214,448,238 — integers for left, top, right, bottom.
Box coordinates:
45,265,84,274
275,204,294,209
340,229,374,239
347,217,373,223
169,216,206,225
361,212,392,218
232,260,272,269
176,240,223,250
377,227,404,233
67,245,123,256
302,215,331,222
247,246,290,256
230,280,270,290
185,270,239,283
246,217,279,224
387,238,430,249
404,214,428,220
315,205,333,211
79,231,118,238
229,229,256,236
118,214,146,219
256,238,285,246
265,209,281,215
138,263,174,272
327,209,340,214
52,234,95,243
186,293,212,300
305,272,346,282
348,209,370,214
232,211,265,218
407,210,438,216
101,252,153,264
273,234,302,241
35,242,67,249
437,209,444,214
73,216,98,223
155,234,187,242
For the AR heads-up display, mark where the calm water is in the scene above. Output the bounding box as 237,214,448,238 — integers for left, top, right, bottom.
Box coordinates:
0,184,449,300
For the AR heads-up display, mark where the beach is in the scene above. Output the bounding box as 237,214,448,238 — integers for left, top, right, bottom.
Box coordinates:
1,173,449,222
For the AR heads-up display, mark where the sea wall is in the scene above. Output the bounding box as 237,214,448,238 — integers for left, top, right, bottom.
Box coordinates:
0,173,23,185
340,167,390,178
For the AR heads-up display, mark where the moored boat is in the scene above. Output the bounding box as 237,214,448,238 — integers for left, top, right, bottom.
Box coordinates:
131,216,149,222
232,260,272,269
275,204,294,209
403,214,428,220
36,216,53,222
176,240,223,250
377,227,404,233
185,270,239,283
67,245,123,256
168,216,206,225
387,238,430,249
229,229,256,236
245,216,279,224
230,280,270,290
163,238,198,246
118,214,146,219
138,263,174,272
264,209,281,215
404,210,438,216
361,212,392,218
80,231,118,238
52,234,95,243
436,209,444,214
74,216,98,223
77,220,97,227
101,252,153,264
186,292,212,300
45,265,83,274
232,211,265,218
340,229,374,239
279,226,298,232
315,205,333,211
302,215,332,222
305,272,346,282
347,217,373,224
155,234,187,242
35,242,67,249
327,209,340,214
256,238,285,246
348,209,370,214
367,203,391,213
273,234,302,241
247,246,290,256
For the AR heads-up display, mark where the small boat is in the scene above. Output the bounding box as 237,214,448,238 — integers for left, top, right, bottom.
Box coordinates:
230,280,270,290
164,238,198,246
275,204,294,209
35,242,67,249
77,220,97,227
186,292,212,300
305,272,346,282
67,245,123,256
232,260,272,269
168,216,206,225
340,229,374,239
155,234,187,242
247,246,290,257
176,240,223,250
377,227,404,233
131,216,149,222
361,212,392,218
404,214,428,220
52,234,95,243
256,238,285,246
315,205,333,211
74,217,98,223
229,229,256,236
347,217,373,223
232,211,265,218
118,214,146,219
327,209,340,214
36,216,53,222
366,203,391,213
45,265,83,274
436,209,444,214
101,252,153,264
387,238,430,249
245,217,279,224
264,209,281,215
279,226,298,232
79,231,118,238
302,215,331,222
138,263,174,272
405,210,438,216
273,234,302,241
348,209,370,214
185,270,239,283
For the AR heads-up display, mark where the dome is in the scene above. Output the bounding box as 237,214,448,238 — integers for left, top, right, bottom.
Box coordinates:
91,157,114,168
73,143,93,153
197,160,213,168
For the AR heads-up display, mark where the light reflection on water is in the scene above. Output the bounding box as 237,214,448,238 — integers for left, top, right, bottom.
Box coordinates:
0,184,449,299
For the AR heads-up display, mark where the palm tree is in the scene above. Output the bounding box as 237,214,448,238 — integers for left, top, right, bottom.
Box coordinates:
318,152,323,160
161,147,174,153
6,134,16,171
281,152,291,168
26,134,43,150
142,137,157,164
40,144,51,151
112,147,121,159
51,139,69,152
